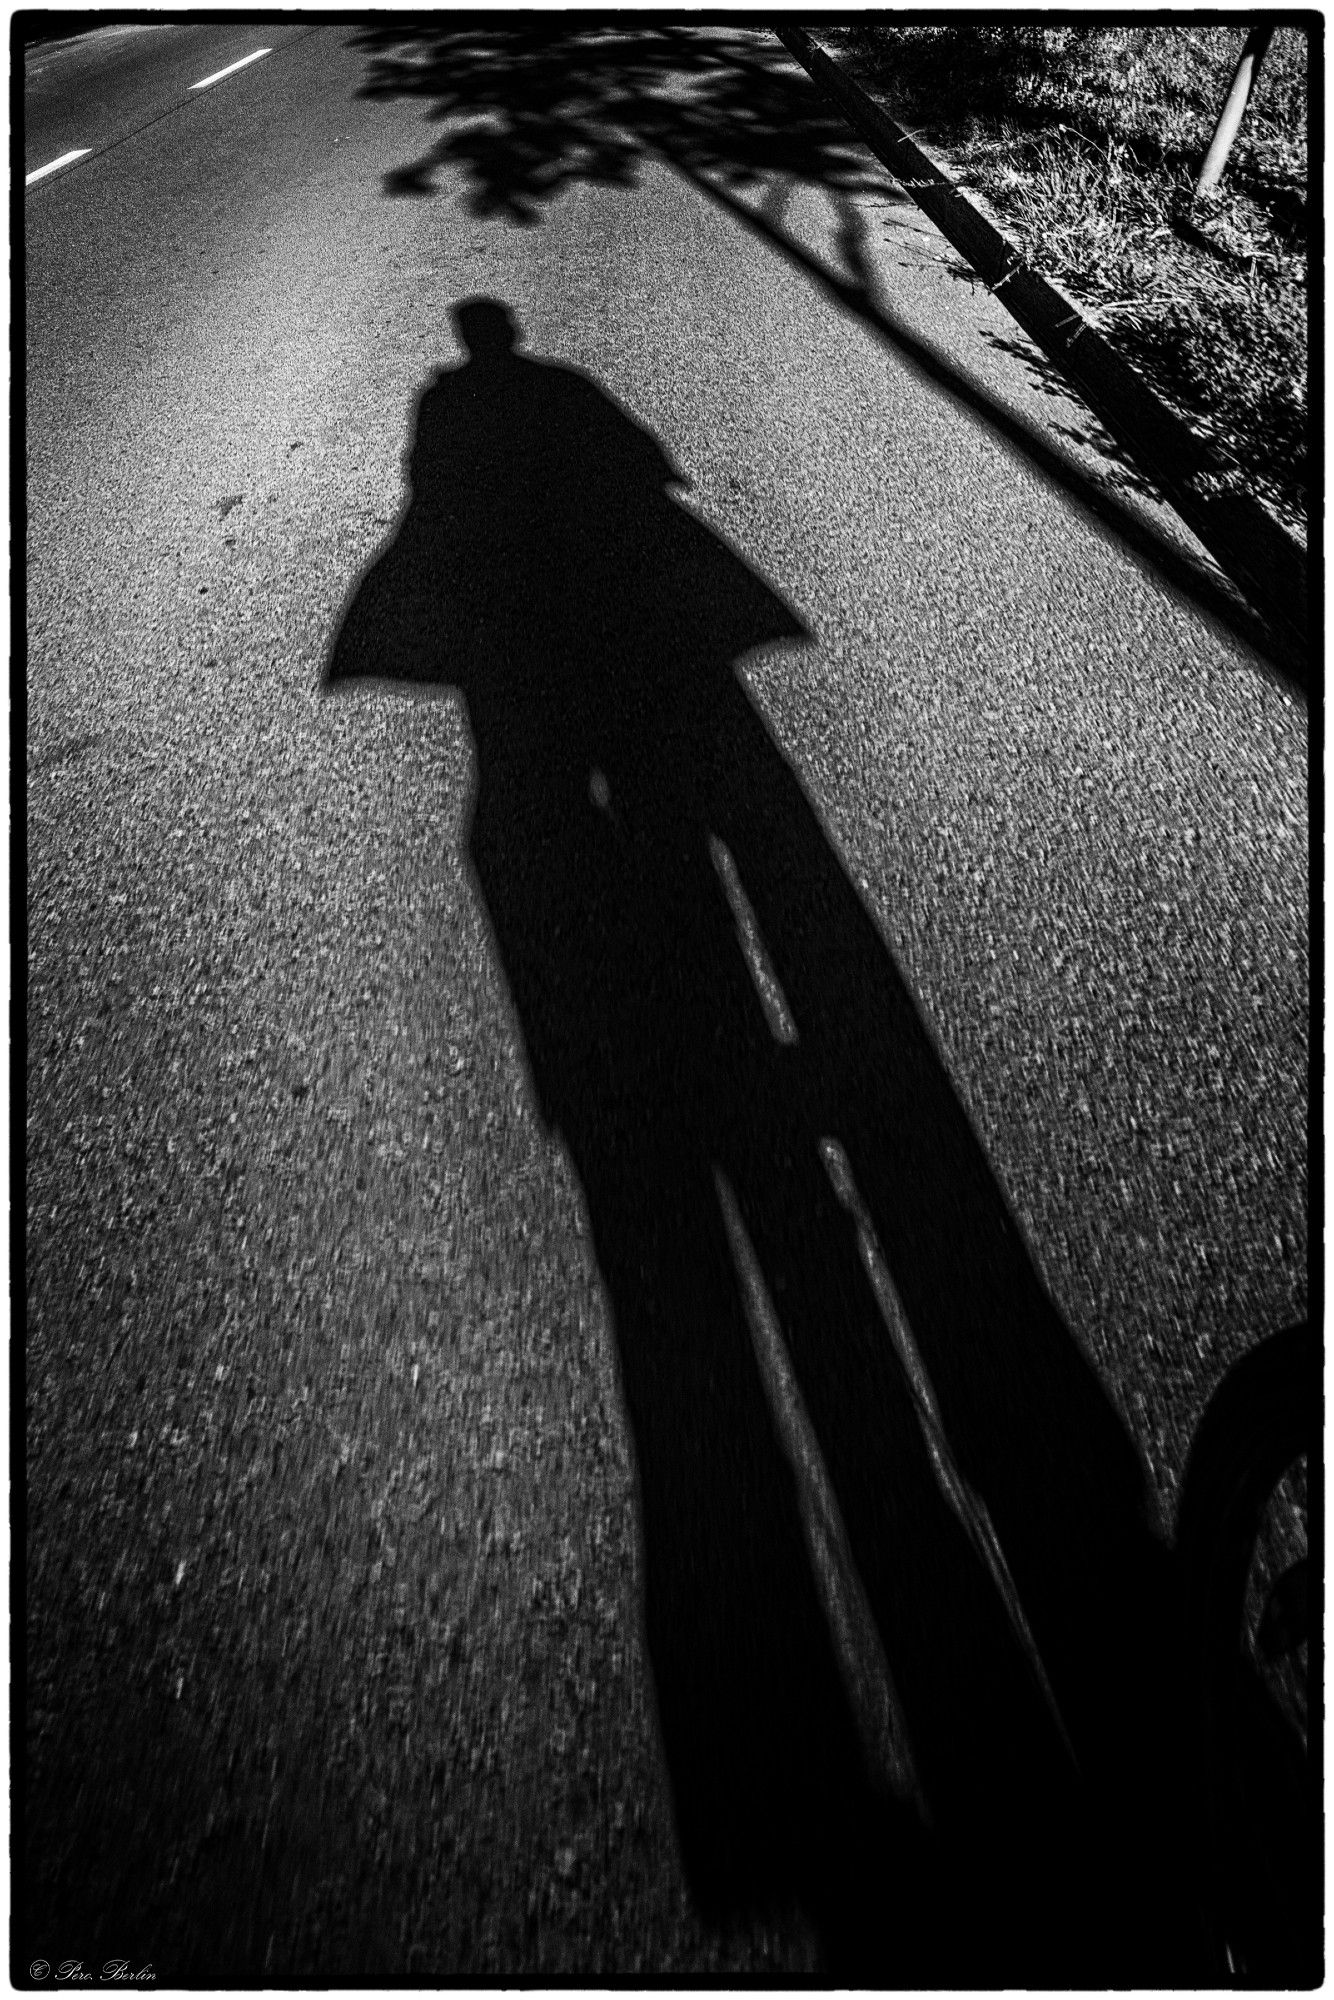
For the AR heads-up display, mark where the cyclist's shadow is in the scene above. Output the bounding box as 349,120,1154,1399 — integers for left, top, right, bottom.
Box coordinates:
326,298,1197,1979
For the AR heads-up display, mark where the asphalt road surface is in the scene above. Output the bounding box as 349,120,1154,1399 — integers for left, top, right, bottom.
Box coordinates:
24,22,1310,1985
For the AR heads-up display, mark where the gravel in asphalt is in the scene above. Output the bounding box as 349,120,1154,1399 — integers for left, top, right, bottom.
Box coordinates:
24,23,1309,1984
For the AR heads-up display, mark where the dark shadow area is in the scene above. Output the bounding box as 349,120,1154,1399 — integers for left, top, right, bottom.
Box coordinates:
814,20,1308,187
1175,1322,1321,1986
971,318,1168,506
324,298,1220,1981
345,21,1289,673
15,13,102,52
352,19,884,216
822,25,1203,165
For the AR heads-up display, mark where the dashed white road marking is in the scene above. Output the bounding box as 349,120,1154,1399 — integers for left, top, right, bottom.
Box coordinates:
25,149,91,186
27,44,276,190
190,48,271,90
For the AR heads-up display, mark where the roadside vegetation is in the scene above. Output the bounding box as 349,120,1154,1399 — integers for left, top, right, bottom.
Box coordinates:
821,24,1309,534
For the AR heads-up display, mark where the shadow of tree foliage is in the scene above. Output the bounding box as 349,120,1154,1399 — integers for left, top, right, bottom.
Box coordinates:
345,19,1280,665
350,19,884,214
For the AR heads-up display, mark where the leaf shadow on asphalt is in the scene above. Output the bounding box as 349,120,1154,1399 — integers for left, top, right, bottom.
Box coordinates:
323,295,1218,1984
345,19,1289,676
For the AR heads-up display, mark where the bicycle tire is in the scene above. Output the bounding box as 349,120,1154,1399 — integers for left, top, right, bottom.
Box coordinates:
1175,1320,1319,1985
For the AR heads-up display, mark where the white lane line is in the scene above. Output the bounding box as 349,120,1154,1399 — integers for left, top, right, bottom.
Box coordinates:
25,148,91,186
190,48,271,91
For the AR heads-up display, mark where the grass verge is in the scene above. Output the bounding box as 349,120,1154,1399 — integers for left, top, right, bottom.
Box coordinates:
819,23,1309,537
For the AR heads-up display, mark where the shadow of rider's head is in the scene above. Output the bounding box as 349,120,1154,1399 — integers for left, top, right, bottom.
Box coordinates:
453,296,519,366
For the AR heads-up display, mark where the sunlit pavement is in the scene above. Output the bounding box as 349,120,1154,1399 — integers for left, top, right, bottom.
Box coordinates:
24,23,1308,1983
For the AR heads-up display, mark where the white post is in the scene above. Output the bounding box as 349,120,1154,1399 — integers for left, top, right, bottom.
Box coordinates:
1195,25,1276,201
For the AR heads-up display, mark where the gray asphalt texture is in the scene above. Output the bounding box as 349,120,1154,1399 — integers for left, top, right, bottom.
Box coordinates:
24,23,1309,1985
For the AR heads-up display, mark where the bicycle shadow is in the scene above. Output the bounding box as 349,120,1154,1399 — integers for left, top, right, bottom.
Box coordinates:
324,298,1205,1980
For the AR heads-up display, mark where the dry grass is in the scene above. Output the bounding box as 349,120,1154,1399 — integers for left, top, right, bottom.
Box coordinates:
824,24,1309,533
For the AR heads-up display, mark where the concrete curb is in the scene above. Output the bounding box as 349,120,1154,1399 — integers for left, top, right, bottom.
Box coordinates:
776,24,1310,669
